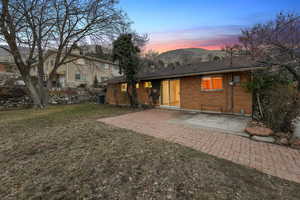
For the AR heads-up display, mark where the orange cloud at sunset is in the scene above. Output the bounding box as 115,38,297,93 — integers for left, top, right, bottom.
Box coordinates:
146,42,222,53
145,35,239,53
144,26,241,53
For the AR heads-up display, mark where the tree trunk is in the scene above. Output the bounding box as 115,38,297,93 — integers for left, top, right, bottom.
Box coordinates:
24,76,44,108
131,81,138,106
37,40,49,107
35,71,47,107
37,77,49,106
127,81,138,107
256,93,264,119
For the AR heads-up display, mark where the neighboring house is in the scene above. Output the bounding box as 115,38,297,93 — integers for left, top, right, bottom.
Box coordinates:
106,57,264,115
0,46,122,88
0,60,20,74
31,48,121,88
0,56,14,64
0,62,21,86
0,64,5,72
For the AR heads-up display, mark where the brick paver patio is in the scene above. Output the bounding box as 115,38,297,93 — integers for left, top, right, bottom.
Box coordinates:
98,109,300,183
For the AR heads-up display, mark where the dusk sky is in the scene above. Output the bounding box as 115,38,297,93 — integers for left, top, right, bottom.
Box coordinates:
119,0,299,52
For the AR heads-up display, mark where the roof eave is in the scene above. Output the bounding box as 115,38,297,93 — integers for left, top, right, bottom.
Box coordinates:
140,66,265,81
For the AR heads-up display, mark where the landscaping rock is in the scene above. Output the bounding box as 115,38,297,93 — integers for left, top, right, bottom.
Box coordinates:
278,138,289,145
251,136,275,143
294,118,300,138
245,126,273,136
290,138,300,149
274,132,291,138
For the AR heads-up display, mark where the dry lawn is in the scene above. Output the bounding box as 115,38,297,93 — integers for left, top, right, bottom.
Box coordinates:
0,104,299,200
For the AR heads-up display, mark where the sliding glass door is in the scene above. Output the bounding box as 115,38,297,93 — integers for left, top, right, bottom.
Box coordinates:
161,79,180,107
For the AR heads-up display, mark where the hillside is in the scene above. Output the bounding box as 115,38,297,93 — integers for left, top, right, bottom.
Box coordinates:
158,48,225,64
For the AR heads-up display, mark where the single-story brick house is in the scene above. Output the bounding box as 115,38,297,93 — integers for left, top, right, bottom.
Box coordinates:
106,58,263,115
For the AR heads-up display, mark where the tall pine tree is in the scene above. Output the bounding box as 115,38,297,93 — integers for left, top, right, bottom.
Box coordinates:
112,34,140,107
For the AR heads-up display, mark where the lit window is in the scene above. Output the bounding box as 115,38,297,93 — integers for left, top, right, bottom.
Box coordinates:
121,83,127,92
144,81,152,88
201,76,223,91
136,83,139,88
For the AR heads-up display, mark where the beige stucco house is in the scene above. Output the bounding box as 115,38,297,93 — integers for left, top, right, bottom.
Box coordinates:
31,48,121,88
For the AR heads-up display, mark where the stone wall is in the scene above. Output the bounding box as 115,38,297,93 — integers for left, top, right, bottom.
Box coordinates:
0,72,20,86
0,86,104,110
48,88,102,105
0,86,31,110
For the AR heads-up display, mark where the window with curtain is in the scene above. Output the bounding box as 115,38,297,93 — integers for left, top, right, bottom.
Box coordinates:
201,76,223,91
121,83,127,92
144,81,152,88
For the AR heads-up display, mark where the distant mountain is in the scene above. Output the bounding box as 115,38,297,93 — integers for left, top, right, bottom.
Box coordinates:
157,48,225,65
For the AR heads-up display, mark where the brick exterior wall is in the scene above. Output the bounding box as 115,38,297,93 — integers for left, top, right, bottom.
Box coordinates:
232,72,252,114
106,83,130,105
180,72,252,114
106,81,158,106
106,71,253,115
136,84,152,105
180,75,228,112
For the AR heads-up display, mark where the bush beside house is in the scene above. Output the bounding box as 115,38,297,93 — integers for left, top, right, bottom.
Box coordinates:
244,68,300,148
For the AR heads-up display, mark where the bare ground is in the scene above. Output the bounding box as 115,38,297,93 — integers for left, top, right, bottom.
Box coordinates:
0,104,299,200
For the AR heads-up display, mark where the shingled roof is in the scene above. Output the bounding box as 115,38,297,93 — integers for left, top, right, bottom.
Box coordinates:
108,56,264,84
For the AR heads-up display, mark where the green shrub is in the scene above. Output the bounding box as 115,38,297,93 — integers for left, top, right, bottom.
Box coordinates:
263,84,300,132
245,68,300,133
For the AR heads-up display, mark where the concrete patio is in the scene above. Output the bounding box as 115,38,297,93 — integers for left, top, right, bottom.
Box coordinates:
98,109,300,183
168,111,250,137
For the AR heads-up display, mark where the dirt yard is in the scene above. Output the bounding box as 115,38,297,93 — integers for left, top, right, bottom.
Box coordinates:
0,104,300,199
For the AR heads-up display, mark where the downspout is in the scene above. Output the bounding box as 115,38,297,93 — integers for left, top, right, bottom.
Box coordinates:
159,81,162,105
251,71,255,119
229,55,234,113
226,73,234,113
230,73,234,113
168,80,171,106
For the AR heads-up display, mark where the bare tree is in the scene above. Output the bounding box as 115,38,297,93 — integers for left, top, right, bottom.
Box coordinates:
239,12,300,89
143,50,160,61
47,0,128,88
0,0,128,108
0,0,49,107
221,44,243,66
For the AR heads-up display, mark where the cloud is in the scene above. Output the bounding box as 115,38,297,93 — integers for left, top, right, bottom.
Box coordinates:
145,25,243,52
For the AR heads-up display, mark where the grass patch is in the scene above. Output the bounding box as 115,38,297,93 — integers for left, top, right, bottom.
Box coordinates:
0,104,299,199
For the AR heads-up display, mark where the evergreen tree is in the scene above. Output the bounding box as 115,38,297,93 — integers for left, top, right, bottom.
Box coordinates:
112,34,140,107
